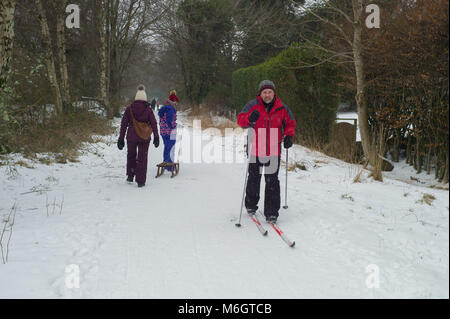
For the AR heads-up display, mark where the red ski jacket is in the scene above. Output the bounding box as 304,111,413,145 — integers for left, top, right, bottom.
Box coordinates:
237,95,296,157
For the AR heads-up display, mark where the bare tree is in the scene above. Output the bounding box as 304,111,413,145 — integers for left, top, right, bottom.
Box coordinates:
55,0,71,110
150,0,294,108
0,0,17,98
36,0,63,114
293,0,381,179
351,0,371,163
98,0,111,113
106,0,168,117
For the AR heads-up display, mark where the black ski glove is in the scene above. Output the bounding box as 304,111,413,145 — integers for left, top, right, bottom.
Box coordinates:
153,136,160,148
248,110,260,123
117,138,125,150
283,135,293,149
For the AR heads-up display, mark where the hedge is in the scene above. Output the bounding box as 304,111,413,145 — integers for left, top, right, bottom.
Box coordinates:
232,44,341,146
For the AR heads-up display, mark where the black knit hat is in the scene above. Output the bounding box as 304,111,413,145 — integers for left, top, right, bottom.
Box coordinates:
258,80,276,95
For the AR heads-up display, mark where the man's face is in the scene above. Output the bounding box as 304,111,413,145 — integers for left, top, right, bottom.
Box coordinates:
260,89,275,104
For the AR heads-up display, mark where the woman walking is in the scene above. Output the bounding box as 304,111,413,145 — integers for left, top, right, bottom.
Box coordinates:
117,85,160,187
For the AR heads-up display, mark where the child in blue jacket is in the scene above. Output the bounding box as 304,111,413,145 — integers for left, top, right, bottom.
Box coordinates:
158,96,177,168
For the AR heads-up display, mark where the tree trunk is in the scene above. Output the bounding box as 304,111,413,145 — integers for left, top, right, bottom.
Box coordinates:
406,134,411,164
0,0,16,97
435,148,441,180
108,0,122,118
109,60,122,117
352,0,377,174
109,41,124,117
98,0,111,117
416,137,422,174
392,128,400,162
111,80,122,117
426,145,432,175
56,0,71,111
443,148,449,184
36,0,63,115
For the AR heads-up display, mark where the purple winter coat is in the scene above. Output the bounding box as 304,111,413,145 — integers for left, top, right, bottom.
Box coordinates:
119,100,159,142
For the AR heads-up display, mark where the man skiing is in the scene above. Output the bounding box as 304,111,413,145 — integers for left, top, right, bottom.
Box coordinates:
117,85,160,187
237,80,296,223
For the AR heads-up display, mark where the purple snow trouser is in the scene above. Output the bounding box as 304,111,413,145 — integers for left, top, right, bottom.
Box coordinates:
127,140,150,184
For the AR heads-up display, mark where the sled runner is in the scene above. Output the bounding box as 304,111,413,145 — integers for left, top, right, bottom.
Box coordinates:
156,162,180,178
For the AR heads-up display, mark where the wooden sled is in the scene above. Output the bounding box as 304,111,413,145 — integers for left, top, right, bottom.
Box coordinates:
155,162,180,178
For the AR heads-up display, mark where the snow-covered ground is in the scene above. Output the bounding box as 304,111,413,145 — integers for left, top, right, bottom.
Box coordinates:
0,113,448,298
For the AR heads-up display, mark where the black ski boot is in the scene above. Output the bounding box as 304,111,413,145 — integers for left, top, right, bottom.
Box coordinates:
266,215,278,224
137,182,145,188
246,208,257,215
126,176,134,182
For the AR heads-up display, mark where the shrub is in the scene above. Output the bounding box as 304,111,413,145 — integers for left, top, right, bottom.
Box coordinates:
232,44,341,148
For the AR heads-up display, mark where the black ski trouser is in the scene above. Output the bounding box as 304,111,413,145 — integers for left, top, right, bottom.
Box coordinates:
245,156,281,218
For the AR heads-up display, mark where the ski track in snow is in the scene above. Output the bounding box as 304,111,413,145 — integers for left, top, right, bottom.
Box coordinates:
0,115,448,298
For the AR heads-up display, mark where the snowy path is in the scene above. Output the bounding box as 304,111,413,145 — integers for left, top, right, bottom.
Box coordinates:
0,116,448,298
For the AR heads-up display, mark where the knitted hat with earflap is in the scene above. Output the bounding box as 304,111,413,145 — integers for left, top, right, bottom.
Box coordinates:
135,84,147,101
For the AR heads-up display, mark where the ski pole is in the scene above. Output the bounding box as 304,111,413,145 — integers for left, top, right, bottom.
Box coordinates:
235,128,254,227
283,148,288,209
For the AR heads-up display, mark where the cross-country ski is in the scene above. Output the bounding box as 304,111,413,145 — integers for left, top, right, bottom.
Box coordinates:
248,213,268,236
